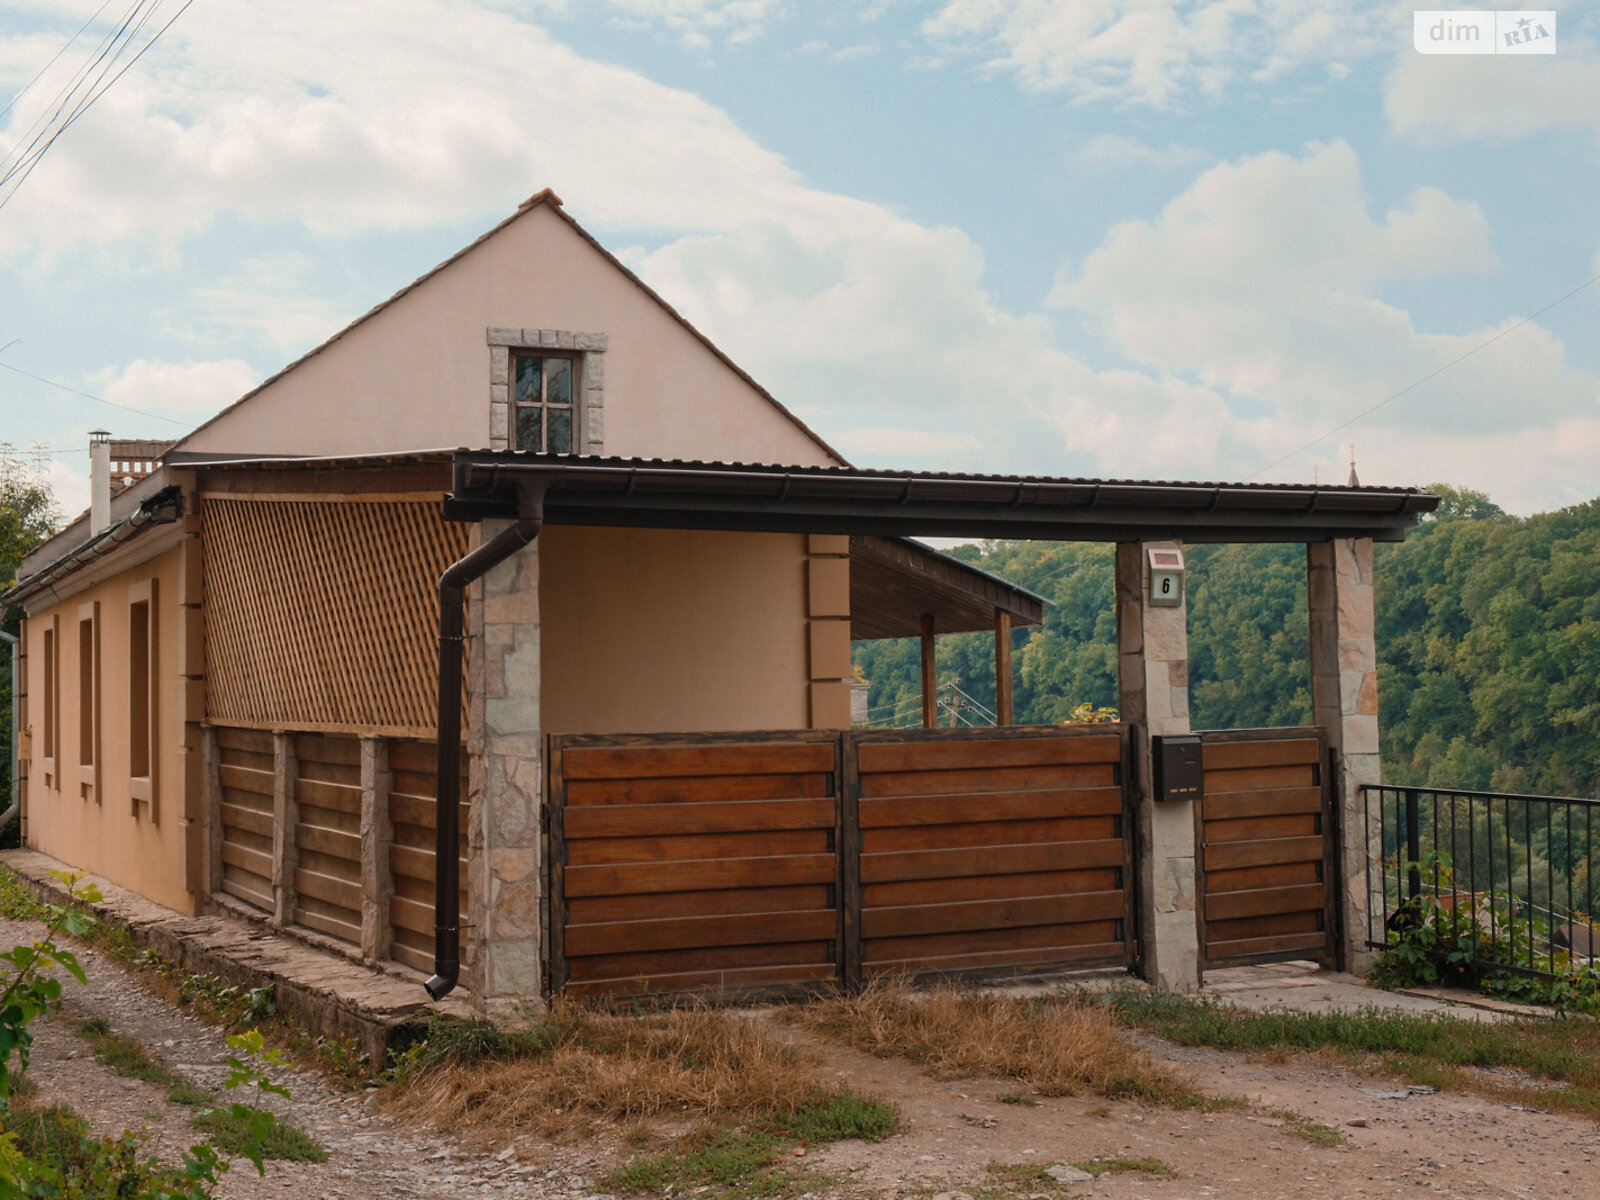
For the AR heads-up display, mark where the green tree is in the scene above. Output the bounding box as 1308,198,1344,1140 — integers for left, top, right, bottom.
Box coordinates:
1,450,60,836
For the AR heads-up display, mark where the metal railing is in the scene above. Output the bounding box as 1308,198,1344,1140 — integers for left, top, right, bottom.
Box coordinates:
1363,783,1600,979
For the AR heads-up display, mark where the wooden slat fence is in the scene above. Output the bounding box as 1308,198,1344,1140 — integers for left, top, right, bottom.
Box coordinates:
547,726,1135,1000
217,726,274,912
387,740,469,975
854,728,1132,979
550,735,842,998
1196,728,1333,967
292,734,363,944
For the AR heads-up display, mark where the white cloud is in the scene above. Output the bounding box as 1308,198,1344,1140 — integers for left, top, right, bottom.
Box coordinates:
584,0,785,46
1044,139,1600,500
90,358,259,418
1386,46,1600,143
1050,140,1600,437
831,427,984,457
0,0,846,257
920,0,1400,107
1076,133,1209,172
44,457,88,524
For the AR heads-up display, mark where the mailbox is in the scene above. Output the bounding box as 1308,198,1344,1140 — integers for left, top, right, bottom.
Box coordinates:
1147,547,1185,608
1152,734,1203,803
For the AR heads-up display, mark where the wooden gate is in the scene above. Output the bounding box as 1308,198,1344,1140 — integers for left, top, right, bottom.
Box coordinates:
546,725,1135,999
853,727,1133,980
1195,728,1336,968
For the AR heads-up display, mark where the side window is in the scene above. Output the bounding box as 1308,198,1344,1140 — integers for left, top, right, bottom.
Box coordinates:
78,601,99,802
513,353,577,453
129,579,158,820
486,329,606,455
41,617,58,787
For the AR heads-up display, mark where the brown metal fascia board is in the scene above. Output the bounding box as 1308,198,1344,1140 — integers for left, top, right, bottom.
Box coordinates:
453,457,1432,542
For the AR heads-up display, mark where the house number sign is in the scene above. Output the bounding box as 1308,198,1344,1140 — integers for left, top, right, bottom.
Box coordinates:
1147,547,1185,608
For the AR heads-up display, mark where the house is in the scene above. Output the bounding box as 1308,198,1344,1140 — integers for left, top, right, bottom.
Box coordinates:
3,192,1437,1013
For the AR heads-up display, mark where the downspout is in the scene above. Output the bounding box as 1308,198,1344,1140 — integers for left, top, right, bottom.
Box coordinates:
425,482,547,1002
1,630,17,832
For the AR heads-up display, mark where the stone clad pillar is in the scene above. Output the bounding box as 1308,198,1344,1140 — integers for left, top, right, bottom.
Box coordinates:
1308,538,1380,973
469,522,544,1014
1117,541,1199,992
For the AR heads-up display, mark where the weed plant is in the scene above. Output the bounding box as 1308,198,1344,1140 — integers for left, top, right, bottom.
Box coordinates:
789,979,1213,1108
1106,988,1600,1119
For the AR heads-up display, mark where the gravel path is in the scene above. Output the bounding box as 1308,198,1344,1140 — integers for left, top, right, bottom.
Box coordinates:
7,917,604,1199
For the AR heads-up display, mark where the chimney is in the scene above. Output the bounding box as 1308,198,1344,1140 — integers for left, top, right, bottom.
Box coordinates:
89,430,112,533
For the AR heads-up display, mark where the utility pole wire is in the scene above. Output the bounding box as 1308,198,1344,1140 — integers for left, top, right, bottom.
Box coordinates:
0,0,117,124
1251,270,1600,482
0,0,196,214
0,360,190,427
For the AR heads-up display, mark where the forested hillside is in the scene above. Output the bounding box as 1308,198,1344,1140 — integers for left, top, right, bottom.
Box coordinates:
853,485,1600,799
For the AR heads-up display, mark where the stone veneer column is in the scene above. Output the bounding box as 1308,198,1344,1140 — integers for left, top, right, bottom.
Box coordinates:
468,521,544,1014
1308,538,1380,974
1116,541,1199,992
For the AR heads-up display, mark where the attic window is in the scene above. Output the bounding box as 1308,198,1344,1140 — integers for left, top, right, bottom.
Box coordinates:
487,328,606,455
513,353,577,454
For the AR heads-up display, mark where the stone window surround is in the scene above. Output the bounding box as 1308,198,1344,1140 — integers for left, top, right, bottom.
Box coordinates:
487,328,606,455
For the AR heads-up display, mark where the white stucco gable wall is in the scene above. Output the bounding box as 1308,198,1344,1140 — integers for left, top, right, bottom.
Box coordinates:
178,196,843,468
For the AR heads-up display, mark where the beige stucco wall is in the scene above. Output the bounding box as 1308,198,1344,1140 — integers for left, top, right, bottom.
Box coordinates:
179,203,838,469
539,526,810,734
20,545,196,914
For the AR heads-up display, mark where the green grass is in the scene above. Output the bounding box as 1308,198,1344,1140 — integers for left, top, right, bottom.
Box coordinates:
1276,1110,1344,1147
770,1088,897,1143
978,1157,1174,1198
606,1127,807,1200
997,1091,1039,1106
74,1017,188,1089
604,1090,896,1199
1076,1156,1174,1177
70,1014,327,1159
190,1107,328,1163
1104,988,1600,1120
0,867,50,920
166,1080,212,1107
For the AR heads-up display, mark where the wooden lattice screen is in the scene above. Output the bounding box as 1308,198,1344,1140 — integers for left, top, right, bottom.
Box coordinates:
203,496,469,738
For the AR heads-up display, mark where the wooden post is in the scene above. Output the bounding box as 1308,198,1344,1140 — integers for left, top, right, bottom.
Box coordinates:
920,613,936,729
360,736,395,965
271,732,298,928
995,609,1013,726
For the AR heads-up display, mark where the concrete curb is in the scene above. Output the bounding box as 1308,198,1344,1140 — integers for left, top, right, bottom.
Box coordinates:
2,848,473,1067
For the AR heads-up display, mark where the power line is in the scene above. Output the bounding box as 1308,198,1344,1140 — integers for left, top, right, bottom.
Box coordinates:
0,0,117,124
0,0,196,214
0,359,191,426
1250,270,1600,482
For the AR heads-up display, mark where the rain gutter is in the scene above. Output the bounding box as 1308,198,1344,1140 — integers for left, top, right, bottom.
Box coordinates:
424,479,547,1002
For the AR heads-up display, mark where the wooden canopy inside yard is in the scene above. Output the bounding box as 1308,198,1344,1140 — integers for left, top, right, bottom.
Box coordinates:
849,534,1046,641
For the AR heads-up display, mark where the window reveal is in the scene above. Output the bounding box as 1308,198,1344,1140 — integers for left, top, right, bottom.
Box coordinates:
513,353,577,453
41,617,58,788
77,601,99,801
129,579,158,820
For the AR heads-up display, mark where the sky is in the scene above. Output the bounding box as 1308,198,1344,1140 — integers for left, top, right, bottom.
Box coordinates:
1,0,1597,519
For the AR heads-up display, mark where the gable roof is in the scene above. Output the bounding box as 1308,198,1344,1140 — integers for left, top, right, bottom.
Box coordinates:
170,190,846,466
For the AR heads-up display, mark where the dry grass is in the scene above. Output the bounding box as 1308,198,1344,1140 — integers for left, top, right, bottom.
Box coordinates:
386,999,834,1140
786,979,1209,1106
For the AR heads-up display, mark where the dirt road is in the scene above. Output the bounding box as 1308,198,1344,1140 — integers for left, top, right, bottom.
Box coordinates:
12,919,1600,1199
